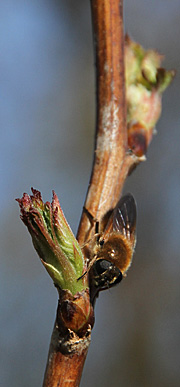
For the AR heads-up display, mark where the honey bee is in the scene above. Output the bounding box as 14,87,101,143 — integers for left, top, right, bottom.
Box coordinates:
89,193,137,302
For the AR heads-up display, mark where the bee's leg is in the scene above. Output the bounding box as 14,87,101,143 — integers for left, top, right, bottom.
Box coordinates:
95,220,99,234
83,207,100,234
77,255,97,281
80,206,100,247
78,208,100,282
83,206,100,238
77,271,87,281
83,206,97,227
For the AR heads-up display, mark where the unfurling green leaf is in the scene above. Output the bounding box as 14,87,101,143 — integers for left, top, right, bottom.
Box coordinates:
16,188,87,295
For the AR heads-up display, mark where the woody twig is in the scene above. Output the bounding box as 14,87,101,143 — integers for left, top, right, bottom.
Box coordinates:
17,0,174,386
42,2,127,385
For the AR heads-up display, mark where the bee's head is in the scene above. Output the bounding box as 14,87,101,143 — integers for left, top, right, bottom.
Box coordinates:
90,258,123,304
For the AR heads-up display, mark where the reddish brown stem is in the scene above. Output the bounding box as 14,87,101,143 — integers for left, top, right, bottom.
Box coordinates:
86,0,126,214
43,322,91,387
77,0,136,246
43,1,130,386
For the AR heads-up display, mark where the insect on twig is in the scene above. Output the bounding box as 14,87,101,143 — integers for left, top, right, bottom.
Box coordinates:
79,194,137,303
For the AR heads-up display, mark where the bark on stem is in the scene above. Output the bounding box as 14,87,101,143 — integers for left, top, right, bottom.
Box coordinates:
43,322,91,387
77,0,136,246
43,0,130,385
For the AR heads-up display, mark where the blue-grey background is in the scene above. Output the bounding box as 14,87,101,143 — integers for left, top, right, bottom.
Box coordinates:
1,1,180,386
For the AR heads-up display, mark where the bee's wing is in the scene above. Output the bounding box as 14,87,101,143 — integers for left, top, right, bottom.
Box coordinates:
113,193,137,243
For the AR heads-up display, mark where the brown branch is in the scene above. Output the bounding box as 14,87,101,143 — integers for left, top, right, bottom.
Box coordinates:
15,0,173,385
43,0,136,385
43,322,91,387
77,0,138,246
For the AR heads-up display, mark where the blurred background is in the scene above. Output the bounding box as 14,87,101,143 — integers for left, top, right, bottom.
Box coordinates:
0,1,180,386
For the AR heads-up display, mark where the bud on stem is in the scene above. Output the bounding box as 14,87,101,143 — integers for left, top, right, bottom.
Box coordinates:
16,188,93,332
125,35,175,156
